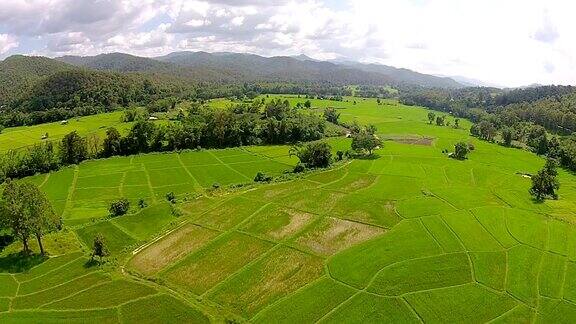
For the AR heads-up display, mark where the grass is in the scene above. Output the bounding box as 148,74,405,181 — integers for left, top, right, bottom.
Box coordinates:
208,246,325,317
26,148,293,224
75,221,137,254
12,272,111,310
506,245,543,306
328,219,443,288
0,111,131,152
470,251,507,291
295,217,384,256
112,203,176,240
240,204,317,240
3,95,576,321
0,274,18,297
320,292,419,323
252,277,355,323
367,252,472,296
119,294,209,324
0,308,120,323
128,224,219,276
405,284,517,323
163,232,273,295
43,280,156,310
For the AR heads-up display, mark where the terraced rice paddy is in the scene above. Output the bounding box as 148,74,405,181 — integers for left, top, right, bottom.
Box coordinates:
2,97,576,322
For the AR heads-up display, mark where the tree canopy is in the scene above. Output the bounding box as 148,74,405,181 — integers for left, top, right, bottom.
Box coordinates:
0,180,59,254
530,158,560,201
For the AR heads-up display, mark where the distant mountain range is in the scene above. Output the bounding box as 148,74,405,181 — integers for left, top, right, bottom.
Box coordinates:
438,75,505,89
54,51,465,88
0,51,471,105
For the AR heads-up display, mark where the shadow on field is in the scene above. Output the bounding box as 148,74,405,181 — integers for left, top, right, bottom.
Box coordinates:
354,154,381,160
0,234,14,251
84,259,101,268
0,252,47,273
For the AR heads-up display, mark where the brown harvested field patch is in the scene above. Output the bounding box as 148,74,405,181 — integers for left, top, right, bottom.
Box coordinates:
241,204,316,240
269,209,316,239
385,135,434,146
208,247,325,318
286,189,346,215
163,232,273,295
128,224,219,276
296,217,386,255
332,196,401,228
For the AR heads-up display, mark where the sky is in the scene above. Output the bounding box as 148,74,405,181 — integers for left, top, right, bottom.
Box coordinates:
0,0,575,87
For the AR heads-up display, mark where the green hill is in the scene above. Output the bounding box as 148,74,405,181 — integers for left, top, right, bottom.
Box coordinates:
0,55,75,105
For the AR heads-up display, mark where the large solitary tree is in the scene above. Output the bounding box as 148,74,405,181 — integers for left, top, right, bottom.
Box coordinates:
91,234,109,262
0,181,59,255
530,158,560,201
452,142,470,160
351,131,382,156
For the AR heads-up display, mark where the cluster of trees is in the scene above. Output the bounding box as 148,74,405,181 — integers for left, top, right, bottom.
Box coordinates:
355,85,397,99
401,85,576,173
469,119,576,172
0,99,329,182
0,62,357,129
0,70,177,127
427,112,460,128
290,141,333,169
400,85,576,133
0,180,60,255
0,142,60,182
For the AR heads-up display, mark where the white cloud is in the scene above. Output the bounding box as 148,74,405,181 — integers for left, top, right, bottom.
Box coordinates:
0,34,19,54
2,0,576,86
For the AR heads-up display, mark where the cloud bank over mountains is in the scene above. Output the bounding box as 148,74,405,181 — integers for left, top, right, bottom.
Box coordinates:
1,0,575,87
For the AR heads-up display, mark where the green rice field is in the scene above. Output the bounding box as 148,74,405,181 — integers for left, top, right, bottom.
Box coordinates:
0,111,135,152
2,96,576,322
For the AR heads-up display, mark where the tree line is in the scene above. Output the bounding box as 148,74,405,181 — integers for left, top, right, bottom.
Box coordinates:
400,85,576,173
0,99,328,182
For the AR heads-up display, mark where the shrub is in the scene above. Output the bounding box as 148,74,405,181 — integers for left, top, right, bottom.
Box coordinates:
212,183,221,189
165,192,176,204
290,141,332,168
109,198,130,217
254,172,272,182
138,198,147,209
293,163,306,173
323,107,340,124
170,204,183,217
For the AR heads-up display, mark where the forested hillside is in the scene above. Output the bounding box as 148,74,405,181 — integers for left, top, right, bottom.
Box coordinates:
57,51,465,88
0,55,75,105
